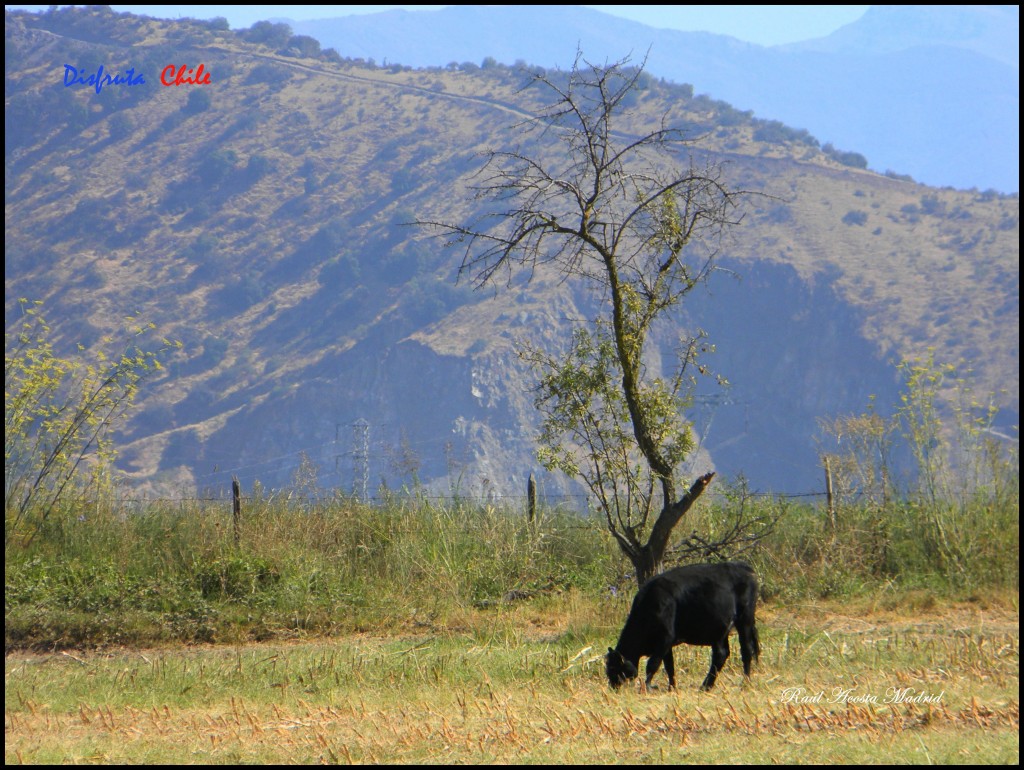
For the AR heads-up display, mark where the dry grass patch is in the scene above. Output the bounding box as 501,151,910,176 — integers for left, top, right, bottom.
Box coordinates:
6,601,1018,764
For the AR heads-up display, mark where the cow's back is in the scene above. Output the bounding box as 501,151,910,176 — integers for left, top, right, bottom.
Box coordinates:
656,562,756,646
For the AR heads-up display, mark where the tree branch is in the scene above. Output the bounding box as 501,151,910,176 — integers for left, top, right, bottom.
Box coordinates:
646,471,716,564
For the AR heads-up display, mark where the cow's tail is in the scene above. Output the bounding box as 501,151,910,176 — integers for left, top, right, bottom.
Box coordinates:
736,562,761,662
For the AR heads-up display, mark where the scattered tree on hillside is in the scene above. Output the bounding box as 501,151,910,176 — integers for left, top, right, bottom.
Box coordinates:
420,52,766,585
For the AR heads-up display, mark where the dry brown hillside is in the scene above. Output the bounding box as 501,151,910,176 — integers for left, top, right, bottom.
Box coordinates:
4,7,1018,497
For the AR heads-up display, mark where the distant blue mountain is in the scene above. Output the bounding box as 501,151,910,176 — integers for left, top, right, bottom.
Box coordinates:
288,5,1019,193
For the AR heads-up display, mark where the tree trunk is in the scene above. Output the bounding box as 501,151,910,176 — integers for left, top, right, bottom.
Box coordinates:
630,472,716,586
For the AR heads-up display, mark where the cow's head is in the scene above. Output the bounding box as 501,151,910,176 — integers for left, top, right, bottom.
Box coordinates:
605,648,638,689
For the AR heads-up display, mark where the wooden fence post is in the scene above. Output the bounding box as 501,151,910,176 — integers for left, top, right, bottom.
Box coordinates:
527,472,537,526
231,476,241,546
823,457,836,534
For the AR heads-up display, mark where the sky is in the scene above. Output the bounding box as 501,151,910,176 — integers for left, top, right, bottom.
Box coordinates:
5,5,871,47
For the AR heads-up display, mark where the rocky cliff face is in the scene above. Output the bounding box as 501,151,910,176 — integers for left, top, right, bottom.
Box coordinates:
161,257,907,503
680,258,903,493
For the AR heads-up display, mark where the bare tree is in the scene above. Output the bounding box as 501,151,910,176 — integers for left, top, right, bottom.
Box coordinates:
420,52,750,585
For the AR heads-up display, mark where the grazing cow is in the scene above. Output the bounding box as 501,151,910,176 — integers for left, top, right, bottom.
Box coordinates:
606,561,760,691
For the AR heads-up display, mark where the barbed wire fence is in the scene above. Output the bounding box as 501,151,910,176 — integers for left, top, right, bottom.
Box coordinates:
104,418,836,532
103,490,828,540
108,482,829,521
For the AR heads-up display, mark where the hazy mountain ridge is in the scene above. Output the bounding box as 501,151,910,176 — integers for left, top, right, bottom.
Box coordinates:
286,4,1019,193
782,4,1018,67
4,7,1019,501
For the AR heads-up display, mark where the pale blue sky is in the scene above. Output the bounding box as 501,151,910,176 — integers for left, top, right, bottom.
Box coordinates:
5,5,870,46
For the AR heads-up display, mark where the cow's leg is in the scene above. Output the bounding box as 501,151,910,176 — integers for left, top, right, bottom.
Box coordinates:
644,654,663,690
662,647,676,690
701,637,730,691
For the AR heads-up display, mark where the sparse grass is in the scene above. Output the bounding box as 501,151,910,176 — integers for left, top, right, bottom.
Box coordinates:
5,601,1019,764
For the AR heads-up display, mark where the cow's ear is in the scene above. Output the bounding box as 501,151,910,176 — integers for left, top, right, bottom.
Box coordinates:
607,647,616,656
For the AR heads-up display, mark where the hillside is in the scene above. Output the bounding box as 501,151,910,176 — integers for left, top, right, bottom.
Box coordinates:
285,4,1020,193
4,7,1019,500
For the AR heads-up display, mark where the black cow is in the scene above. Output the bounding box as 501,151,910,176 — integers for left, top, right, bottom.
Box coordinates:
606,561,760,691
